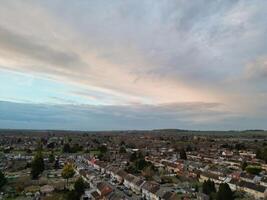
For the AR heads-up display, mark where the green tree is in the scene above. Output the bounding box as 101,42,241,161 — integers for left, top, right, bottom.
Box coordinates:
136,158,149,170
49,151,55,163
255,148,267,163
119,146,126,154
202,179,216,195
0,170,7,189
74,177,85,196
180,149,187,160
241,161,248,171
66,177,86,200
54,158,60,169
130,152,137,162
217,183,234,200
36,141,43,152
142,165,156,180
194,184,199,192
62,163,75,187
99,145,108,154
186,145,193,152
63,143,71,153
31,151,44,179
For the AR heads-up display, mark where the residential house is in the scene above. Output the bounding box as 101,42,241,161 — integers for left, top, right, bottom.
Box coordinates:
142,181,160,200
238,180,267,199
124,174,145,194
96,182,113,199
199,172,221,184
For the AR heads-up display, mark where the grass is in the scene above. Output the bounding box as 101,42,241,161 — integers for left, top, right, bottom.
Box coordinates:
89,150,101,156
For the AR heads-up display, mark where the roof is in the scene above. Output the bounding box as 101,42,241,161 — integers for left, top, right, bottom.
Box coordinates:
135,178,145,187
162,191,179,200
91,191,101,199
95,160,108,168
125,174,135,182
201,172,219,180
40,185,54,193
142,181,160,194
116,170,128,178
162,161,177,168
109,192,125,200
239,181,266,193
261,176,267,183
107,165,119,173
97,182,113,196
240,172,255,180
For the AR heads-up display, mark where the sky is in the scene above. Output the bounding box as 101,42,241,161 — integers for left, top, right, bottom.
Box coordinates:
0,0,267,130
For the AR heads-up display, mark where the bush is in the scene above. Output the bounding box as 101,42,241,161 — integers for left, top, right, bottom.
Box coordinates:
0,170,7,188
245,165,262,175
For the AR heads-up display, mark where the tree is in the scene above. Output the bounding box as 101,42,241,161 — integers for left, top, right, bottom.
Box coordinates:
97,145,109,161
0,170,7,189
255,148,267,163
74,177,85,196
241,161,248,171
47,142,55,149
31,151,44,179
36,141,44,153
63,143,83,153
186,145,193,152
130,152,137,162
142,166,156,180
99,145,108,154
235,143,245,150
136,158,150,171
66,177,86,200
54,158,60,169
63,143,71,153
217,183,234,200
119,146,126,154
194,184,199,192
180,149,187,160
72,143,83,152
49,151,55,163
62,163,75,187
202,180,216,195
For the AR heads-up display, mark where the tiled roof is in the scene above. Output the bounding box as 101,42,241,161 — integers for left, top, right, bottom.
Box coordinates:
91,191,101,199
239,181,266,193
162,191,179,200
125,174,135,182
96,182,113,196
116,170,128,178
201,172,220,180
142,181,160,194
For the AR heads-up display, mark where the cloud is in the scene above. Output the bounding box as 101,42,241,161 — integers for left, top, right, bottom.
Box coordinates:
0,100,240,130
0,26,84,66
0,1,267,129
244,56,267,80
